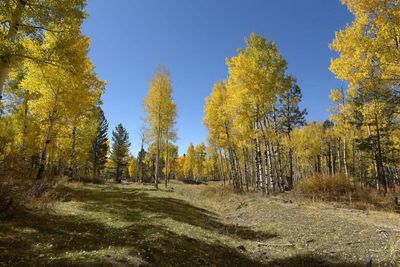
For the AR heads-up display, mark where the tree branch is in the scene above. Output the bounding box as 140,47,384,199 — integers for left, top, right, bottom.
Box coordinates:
9,53,76,74
19,23,65,34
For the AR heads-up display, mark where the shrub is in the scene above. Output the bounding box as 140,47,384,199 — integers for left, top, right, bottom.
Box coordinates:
297,174,355,196
296,174,400,212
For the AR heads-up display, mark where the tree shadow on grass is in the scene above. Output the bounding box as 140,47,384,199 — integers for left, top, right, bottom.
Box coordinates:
0,185,364,266
0,208,362,267
263,254,364,267
67,186,277,241
0,207,267,266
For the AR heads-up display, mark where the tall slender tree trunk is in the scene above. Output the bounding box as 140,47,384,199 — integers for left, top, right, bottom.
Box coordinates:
227,148,237,188
337,137,341,173
49,143,55,178
232,149,240,189
365,123,379,190
255,138,262,189
30,110,56,197
154,112,161,190
269,143,278,192
332,144,336,175
265,142,272,194
276,145,285,191
358,151,363,187
223,151,231,185
36,104,57,183
327,142,333,176
352,140,356,178
69,125,77,178
93,141,98,181
36,126,52,182
343,135,349,178
116,163,121,183
21,95,29,162
272,109,284,192
154,139,160,189
288,147,294,188
217,150,225,185
224,123,240,188
256,118,266,194
286,98,294,189
375,114,387,194
243,148,249,191
165,136,169,188
252,139,259,189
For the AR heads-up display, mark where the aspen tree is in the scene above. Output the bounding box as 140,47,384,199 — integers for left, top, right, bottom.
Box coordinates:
330,0,400,193
194,143,206,181
21,31,103,195
184,143,195,179
143,66,176,189
0,0,87,104
226,33,287,192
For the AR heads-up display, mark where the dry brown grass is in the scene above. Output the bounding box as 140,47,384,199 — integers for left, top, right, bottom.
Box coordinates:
169,181,400,266
294,174,400,213
2,180,400,266
296,174,355,195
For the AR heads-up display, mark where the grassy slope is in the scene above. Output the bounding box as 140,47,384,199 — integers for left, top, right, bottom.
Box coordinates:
0,181,399,266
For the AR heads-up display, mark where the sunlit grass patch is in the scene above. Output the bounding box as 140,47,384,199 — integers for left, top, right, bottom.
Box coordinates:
1,180,398,266
57,246,143,266
11,226,38,234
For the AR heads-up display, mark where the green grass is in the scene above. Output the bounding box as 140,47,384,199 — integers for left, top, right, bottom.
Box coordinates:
0,181,398,266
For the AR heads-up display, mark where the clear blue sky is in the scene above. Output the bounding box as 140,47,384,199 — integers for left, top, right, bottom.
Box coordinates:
81,0,352,155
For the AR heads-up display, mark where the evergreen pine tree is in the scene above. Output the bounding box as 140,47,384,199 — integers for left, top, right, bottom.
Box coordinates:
137,147,147,183
278,76,307,188
111,123,130,183
91,108,109,178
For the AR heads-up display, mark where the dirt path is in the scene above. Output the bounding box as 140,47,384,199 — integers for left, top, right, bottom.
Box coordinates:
0,182,399,266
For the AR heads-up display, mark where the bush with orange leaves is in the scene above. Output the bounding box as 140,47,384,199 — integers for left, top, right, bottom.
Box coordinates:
297,174,355,196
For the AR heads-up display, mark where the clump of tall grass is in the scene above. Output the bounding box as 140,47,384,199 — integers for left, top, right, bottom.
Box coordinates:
297,174,354,196
296,174,400,212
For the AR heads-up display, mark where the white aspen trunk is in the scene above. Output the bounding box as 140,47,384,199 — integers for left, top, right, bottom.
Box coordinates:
343,135,349,178
331,143,335,175
272,108,284,191
367,125,379,190
256,120,267,194
337,137,341,173
255,137,262,189
217,149,225,185
154,109,161,189
266,143,272,194
154,134,160,189
252,140,258,189
165,134,169,188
